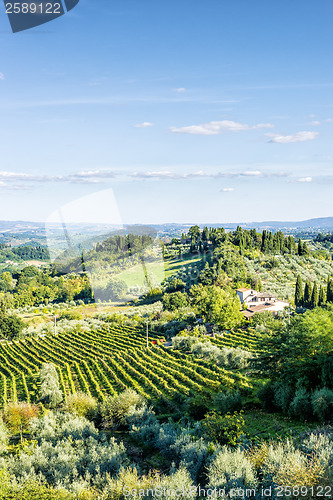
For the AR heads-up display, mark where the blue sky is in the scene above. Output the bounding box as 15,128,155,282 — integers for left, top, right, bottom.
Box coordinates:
0,0,333,224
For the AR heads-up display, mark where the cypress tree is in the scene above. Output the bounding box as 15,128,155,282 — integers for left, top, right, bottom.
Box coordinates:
304,280,312,308
319,285,326,306
311,281,319,309
327,278,333,303
295,275,304,307
302,241,309,255
298,239,303,256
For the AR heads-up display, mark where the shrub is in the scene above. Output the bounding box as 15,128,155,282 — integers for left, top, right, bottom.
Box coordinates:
59,310,83,321
213,390,243,415
261,440,324,488
191,342,221,362
311,388,333,422
289,388,313,421
257,382,277,412
39,363,63,409
273,382,293,414
100,389,144,428
207,448,258,492
202,411,245,447
1,412,128,492
172,335,200,352
163,291,188,311
4,402,39,442
0,418,9,453
64,392,97,419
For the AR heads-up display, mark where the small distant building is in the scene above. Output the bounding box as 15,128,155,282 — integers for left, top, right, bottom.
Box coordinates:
236,287,289,319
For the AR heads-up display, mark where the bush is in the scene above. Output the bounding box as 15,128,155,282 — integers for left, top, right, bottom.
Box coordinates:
0,418,9,453
172,335,200,352
100,389,145,428
213,390,243,415
261,440,324,488
59,310,83,321
191,342,221,362
311,388,333,422
163,292,188,311
4,402,39,442
289,388,313,421
39,363,63,409
207,448,258,492
64,392,97,419
1,412,128,493
273,382,293,414
202,411,245,447
257,382,277,412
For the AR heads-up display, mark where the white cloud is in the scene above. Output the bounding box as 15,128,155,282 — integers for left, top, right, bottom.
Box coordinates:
308,114,316,119
310,121,321,126
0,73,4,81
326,118,333,123
134,122,154,128
221,187,234,192
241,170,262,176
267,131,319,143
170,120,274,136
297,177,312,183
173,88,186,93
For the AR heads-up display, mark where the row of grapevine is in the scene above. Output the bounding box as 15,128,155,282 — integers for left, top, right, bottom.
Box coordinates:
0,324,253,407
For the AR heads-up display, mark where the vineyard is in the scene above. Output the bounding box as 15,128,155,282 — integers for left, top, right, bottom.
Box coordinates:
210,329,261,352
0,324,253,408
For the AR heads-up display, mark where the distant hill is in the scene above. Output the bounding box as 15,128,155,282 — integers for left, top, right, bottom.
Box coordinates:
1,217,333,244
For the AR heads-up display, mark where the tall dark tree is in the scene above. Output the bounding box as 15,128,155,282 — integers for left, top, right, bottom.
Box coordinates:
311,281,319,309
319,285,326,306
297,239,303,256
327,278,333,303
295,275,304,307
304,280,312,308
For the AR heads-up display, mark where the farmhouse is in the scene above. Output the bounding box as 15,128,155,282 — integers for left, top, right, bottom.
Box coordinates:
236,287,289,319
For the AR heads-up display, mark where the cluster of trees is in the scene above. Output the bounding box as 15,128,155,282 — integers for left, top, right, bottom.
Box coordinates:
0,296,24,340
163,283,243,330
56,233,154,274
294,274,332,308
0,266,93,308
254,306,333,420
0,244,49,263
179,225,303,256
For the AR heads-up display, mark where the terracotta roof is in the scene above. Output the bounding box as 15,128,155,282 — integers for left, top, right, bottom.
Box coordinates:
257,292,275,298
247,304,274,313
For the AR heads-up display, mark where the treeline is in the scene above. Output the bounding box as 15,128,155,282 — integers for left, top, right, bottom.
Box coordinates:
56,233,153,274
315,233,333,243
176,225,310,256
0,244,50,262
95,234,153,254
254,306,333,423
0,266,92,308
294,274,332,308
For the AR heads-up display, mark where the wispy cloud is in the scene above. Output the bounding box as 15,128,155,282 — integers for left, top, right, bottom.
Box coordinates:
173,87,186,93
170,120,274,136
241,170,262,177
134,122,154,128
0,73,4,81
0,169,119,186
267,131,319,143
297,177,312,183
130,169,288,180
221,187,234,192
310,121,321,126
